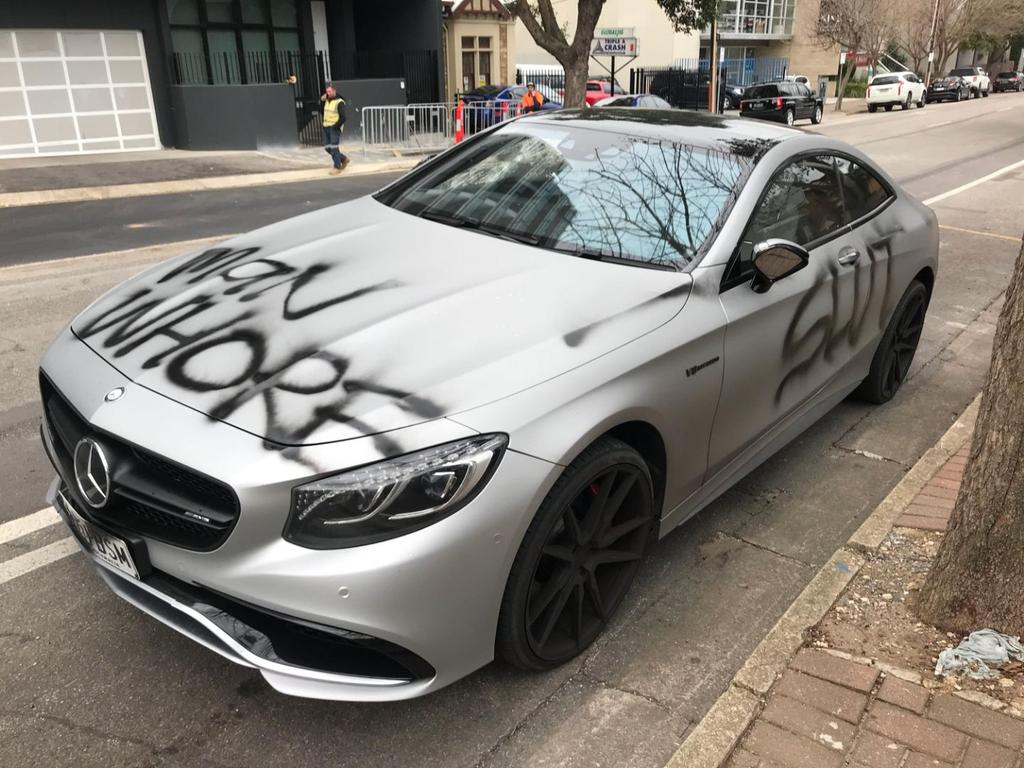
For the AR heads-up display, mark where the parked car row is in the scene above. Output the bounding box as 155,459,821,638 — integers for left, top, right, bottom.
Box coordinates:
867,66,1023,110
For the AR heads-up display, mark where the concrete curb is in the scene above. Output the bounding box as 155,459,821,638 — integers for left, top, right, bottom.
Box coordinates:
0,159,417,209
663,394,982,768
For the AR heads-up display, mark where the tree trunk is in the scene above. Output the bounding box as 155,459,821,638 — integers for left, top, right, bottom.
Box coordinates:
834,60,856,111
917,235,1024,637
562,54,589,108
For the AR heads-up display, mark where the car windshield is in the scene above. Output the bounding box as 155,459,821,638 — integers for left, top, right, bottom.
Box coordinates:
871,75,899,85
950,68,975,76
376,122,751,270
596,96,638,107
997,72,1015,78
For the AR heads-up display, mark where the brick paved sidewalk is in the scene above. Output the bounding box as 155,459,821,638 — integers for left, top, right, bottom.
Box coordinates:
894,442,970,532
726,648,1024,768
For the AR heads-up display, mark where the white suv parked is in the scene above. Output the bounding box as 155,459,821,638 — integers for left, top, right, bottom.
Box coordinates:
867,71,926,112
948,67,991,98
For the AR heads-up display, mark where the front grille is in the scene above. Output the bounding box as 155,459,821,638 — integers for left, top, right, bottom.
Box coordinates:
40,374,240,551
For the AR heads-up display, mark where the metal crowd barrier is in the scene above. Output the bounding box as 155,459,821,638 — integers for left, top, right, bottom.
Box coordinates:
360,101,525,156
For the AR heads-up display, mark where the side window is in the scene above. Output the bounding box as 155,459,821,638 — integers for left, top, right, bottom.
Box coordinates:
798,84,812,98
724,156,845,288
746,156,845,246
586,83,601,92
834,157,892,223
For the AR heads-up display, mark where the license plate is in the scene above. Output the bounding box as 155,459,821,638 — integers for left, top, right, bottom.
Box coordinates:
933,87,945,91
57,490,140,579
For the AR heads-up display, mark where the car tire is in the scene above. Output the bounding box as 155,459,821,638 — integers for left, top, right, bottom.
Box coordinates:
722,95,732,111
917,94,926,107
955,89,962,102
495,437,655,671
784,108,795,126
854,280,929,404
982,87,989,97
868,104,878,113
811,104,822,124
884,104,893,111
901,94,912,110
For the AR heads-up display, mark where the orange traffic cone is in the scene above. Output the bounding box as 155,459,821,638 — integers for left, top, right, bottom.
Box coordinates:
454,99,465,143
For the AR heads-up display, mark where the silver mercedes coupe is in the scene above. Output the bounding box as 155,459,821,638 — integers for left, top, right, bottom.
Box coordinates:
39,109,937,701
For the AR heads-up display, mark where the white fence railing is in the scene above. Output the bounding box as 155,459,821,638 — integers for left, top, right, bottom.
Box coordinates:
360,101,528,156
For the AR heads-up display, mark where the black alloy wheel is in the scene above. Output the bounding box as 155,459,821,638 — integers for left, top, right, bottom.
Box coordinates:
496,438,654,670
855,281,928,404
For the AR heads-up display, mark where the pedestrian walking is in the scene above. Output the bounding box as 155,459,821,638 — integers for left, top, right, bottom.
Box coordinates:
520,82,545,113
321,84,349,175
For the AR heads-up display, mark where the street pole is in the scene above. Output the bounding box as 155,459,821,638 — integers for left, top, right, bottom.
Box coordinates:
708,13,719,112
924,0,940,84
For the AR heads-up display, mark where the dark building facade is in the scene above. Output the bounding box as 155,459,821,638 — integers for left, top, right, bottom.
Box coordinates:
0,0,443,156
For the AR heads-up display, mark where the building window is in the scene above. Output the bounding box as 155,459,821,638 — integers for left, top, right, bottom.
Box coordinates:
461,35,493,91
166,0,302,85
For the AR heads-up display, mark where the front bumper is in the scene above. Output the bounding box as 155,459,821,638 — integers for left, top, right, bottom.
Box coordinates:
41,330,561,700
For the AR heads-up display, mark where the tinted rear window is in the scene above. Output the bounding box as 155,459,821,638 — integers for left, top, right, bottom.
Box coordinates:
997,72,1016,78
950,68,975,76
745,85,778,99
871,75,899,85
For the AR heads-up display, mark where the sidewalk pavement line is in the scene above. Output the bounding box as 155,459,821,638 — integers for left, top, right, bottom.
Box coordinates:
848,394,980,552
0,537,78,587
0,159,417,209
938,223,1022,243
923,157,1024,206
0,234,237,274
662,395,982,768
0,507,60,546
665,686,761,768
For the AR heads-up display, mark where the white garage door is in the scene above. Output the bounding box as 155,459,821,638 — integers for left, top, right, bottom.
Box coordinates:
0,29,161,158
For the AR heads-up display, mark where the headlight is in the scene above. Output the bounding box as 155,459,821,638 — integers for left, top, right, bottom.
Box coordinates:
284,434,508,549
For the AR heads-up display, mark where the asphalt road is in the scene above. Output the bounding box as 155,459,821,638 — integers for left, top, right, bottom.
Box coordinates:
1,92,1022,768
0,170,403,268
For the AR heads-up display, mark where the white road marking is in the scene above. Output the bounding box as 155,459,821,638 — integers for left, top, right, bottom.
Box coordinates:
924,157,1024,206
0,537,78,587
0,507,61,545
927,120,952,128
997,106,1014,112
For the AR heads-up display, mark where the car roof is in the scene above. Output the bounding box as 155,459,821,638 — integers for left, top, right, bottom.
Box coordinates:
526,108,800,150
871,71,913,79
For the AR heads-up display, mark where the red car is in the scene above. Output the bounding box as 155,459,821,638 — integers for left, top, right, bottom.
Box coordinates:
585,79,626,106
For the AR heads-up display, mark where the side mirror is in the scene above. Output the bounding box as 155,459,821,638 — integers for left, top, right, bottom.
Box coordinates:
750,239,810,293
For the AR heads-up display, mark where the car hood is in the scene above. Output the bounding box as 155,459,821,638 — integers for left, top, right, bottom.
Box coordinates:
72,197,691,446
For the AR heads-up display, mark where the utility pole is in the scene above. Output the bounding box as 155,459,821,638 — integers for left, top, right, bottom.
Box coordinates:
708,13,719,112
924,0,941,84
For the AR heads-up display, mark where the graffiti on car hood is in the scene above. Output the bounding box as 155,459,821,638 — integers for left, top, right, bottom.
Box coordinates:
72,197,691,447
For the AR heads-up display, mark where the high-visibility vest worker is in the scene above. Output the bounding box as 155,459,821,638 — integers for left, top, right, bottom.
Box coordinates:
520,83,545,113
320,84,349,175
322,94,345,129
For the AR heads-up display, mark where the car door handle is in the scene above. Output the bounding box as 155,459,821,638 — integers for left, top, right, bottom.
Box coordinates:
837,247,861,266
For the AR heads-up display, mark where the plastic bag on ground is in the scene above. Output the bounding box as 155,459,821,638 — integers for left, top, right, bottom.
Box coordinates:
934,628,1024,679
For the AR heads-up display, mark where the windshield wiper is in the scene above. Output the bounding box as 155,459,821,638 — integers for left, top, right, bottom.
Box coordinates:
549,242,679,272
418,209,539,246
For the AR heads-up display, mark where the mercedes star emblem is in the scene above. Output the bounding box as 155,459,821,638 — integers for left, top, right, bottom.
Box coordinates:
73,438,111,508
